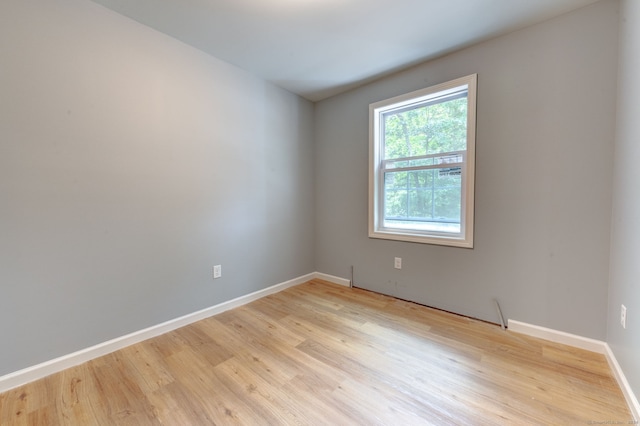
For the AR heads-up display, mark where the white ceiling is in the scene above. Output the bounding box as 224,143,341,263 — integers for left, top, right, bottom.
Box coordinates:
91,0,600,101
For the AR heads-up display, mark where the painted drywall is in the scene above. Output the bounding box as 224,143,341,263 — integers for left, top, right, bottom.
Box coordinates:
608,0,640,402
315,0,618,339
0,0,315,376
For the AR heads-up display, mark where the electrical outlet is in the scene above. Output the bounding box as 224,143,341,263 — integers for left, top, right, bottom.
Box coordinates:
621,304,627,329
394,257,402,269
213,265,222,279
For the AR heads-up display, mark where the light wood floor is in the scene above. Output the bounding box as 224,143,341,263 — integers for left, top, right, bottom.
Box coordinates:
0,279,631,425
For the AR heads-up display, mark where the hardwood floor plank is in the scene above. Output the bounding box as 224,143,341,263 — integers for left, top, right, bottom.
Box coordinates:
0,280,631,425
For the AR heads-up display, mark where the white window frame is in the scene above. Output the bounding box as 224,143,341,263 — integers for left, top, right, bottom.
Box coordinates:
368,74,477,248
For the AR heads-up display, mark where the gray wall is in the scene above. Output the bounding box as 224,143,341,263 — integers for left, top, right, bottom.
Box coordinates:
0,0,315,376
608,0,640,402
315,0,619,339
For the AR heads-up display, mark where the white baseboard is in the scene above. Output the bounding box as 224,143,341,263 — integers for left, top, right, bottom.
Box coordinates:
0,272,317,393
604,343,640,421
313,272,351,287
508,319,639,420
507,320,606,353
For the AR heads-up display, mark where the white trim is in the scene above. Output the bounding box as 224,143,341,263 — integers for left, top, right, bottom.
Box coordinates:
604,343,640,421
507,320,606,353
508,319,639,420
0,272,316,393
312,272,351,287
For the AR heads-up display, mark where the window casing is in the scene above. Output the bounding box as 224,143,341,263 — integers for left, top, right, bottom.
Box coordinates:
369,74,477,248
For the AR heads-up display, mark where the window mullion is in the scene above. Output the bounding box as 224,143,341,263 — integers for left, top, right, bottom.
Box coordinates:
383,150,467,164
383,163,464,173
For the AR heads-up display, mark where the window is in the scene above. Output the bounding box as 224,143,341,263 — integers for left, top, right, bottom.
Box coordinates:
369,74,477,248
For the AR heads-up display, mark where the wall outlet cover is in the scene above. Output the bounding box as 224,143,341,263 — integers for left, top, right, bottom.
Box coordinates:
394,257,402,269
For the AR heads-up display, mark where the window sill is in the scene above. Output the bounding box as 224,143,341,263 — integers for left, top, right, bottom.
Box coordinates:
368,229,473,248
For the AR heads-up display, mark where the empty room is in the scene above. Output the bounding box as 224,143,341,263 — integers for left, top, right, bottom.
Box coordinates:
1,0,639,424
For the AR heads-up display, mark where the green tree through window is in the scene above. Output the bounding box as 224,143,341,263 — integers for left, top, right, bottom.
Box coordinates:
383,96,467,224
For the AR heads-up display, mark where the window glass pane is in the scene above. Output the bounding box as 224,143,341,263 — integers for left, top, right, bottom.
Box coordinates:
384,168,462,233
383,96,468,160
384,171,409,218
